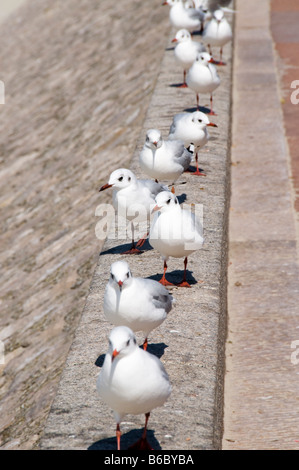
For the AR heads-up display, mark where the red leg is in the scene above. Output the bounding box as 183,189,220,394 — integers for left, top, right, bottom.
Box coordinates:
122,223,143,254
116,423,121,451
136,232,149,248
191,152,206,176
196,93,200,110
159,261,175,287
207,94,217,116
176,257,192,287
129,413,153,450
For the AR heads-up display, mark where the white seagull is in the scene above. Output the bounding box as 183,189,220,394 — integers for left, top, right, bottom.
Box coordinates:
139,129,193,193
202,9,232,65
96,326,172,450
172,29,206,88
103,260,174,350
162,0,205,32
186,51,220,115
99,168,168,254
168,110,217,176
149,191,204,287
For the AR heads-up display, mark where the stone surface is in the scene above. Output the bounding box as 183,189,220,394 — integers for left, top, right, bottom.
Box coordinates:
0,0,170,450
222,0,299,450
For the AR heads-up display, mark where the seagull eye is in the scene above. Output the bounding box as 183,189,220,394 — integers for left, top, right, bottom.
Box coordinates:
198,119,202,123
128,177,131,181
111,273,115,280
175,199,178,204
118,176,123,182
126,272,130,278
166,199,171,204
126,339,130,346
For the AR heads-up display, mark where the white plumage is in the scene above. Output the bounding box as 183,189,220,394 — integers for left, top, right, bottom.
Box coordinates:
169,110,217,175
163,0,205,32
97,326,172,450
139,129,193,193
186,51,220,114
149,191,204,287
172,29,206,87
103,260,174,350
99,168,168,253
202,9,232,64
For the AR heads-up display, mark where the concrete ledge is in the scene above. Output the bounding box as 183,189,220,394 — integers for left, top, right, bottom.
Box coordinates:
40,12,234,450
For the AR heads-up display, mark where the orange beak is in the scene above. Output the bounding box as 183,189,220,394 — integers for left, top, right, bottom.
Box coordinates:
118,280,123,290
99,183,113,192
207,122,218,127
152,204,161,213
171,38,177,43
112,349,119,362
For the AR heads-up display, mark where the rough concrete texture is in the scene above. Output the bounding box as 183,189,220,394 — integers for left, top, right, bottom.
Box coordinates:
40,12,234,451
222,0,299,450
0,0,171,450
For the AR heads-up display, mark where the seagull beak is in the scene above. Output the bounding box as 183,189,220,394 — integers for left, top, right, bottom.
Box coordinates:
99,183,113,192
208,58,214,63
118,280,123,291
162,1,168,5
152,205,161,213
207,122,218,127
171,38,177,43
112,349,119,362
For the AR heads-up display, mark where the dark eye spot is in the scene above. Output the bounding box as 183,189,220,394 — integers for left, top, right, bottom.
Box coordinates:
128,177,131,182
198,119,202,123
166,199,171,204
175,199,178,204
126,272,130,278
126,339,130,346
118,176,123,182
111,273,115,280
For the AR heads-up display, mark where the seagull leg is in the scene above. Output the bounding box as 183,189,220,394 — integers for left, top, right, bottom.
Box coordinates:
171,184,175,194
136,231,149,248
178,70,188,88
192,152,206,176
116,423,121,451
159,261,175,287
128,412,153,450
218,47,226,66
207,94,217,116
196,93,200,111
122,223,144,254
176,257,192,287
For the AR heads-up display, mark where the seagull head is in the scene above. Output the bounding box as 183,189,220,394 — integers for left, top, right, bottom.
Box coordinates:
152,191,179,214
191,110,217,129
108,326,138,362
99,168,137,192
214,9,224,23
109,260,132,292
145,129,163,150
195,51,213,65
172,29,191,43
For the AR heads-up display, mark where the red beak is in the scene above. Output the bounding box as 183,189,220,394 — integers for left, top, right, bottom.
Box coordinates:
99,183,113,192
207,122,218,127
118,280,123,289
171,38,177,43
152,204,161,213
112,349,119,362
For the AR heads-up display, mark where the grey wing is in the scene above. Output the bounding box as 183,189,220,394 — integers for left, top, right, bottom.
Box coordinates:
195,41,206,53
140,179,169,196
168,140,193,170
168,113,186,137
151,286,174,314
187,7,205,21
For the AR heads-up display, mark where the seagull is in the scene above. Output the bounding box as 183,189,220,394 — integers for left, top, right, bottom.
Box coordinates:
162,0,205,33
96,326,172,450
99,168,168,254
139,129,193,193
103,260,174,350
202,9,232,64
171,29,206,88
186,51,220,115
168,110,217,176
149,191,204,287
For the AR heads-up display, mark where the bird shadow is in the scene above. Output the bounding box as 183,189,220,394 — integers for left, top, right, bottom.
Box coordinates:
88,428,161,451
147,269,198,286
165,46,175,51
184,105,211,114
95,343,168,368
100,239,153,256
